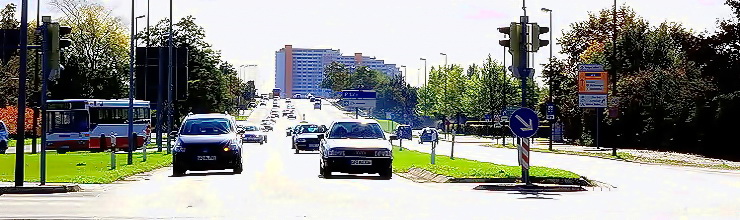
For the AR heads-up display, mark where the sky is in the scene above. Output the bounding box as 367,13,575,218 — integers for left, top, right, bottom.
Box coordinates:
3,0,733,92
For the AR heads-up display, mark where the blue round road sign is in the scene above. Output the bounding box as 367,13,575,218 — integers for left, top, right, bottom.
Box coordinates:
509,108,539,138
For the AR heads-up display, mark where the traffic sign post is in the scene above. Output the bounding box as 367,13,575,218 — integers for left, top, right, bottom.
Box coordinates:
546,102,555,151
578,64,609,149
508,107,539,185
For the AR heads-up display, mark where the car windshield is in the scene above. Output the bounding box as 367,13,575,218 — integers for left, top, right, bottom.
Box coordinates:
181,118,232,135
244,126,259,131
328,122,385,139
297,124,326,134
0,122,6,132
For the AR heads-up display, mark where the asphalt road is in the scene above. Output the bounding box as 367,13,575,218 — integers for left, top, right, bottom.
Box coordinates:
1,99,739,219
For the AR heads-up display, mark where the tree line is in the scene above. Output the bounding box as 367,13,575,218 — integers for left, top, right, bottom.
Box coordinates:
0,0,253,131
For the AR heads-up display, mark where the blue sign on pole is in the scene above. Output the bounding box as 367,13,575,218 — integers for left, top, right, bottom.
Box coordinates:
546,102,556,120
578,64,604,72
484,114,492,121
509,108,539,138
342,90,377,99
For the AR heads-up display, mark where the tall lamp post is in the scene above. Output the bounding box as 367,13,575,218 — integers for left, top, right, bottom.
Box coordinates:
439,52,448,139
134,14,145,161
541,7,553,151
400,65,407,83
419,58,427,87
611,0,619,156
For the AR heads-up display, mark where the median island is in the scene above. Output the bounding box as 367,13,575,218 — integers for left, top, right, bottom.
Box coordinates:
391,146,584,184
0,152,172,184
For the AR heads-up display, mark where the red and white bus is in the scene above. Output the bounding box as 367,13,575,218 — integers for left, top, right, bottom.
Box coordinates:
46,99,151,153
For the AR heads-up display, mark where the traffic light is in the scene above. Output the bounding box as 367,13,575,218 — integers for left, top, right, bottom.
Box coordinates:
0,29,20,64
49,23,72,80
498,22,522,70
529,23,549,52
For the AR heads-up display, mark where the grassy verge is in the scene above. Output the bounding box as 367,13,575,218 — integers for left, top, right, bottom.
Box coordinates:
0,151,172,183
392,146,580,179
7,139,34,147
484,144,740,170
376,119,401,133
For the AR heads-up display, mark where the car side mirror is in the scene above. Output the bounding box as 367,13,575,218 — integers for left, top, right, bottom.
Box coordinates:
170,131,179,137
390,135,398,141
317,134,325,139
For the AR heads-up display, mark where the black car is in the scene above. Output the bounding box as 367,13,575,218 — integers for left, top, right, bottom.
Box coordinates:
172,114,243,176
292,124,327,154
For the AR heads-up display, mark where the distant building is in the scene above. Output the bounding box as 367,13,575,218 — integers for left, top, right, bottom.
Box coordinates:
275,45,400,97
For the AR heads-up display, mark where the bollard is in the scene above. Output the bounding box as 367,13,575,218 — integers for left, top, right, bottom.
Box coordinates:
134,132,145,162
110,132,117,170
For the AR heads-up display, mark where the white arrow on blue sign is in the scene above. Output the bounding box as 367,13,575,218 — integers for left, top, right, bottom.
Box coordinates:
509,108,540,138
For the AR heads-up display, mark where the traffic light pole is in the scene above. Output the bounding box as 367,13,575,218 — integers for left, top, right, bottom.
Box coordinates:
519,1,531,186
39,18,50,186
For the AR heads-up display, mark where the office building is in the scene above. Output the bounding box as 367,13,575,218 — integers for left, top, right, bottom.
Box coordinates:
275,45,400,97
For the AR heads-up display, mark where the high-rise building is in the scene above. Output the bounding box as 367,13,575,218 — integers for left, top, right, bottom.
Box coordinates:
275,45,400,97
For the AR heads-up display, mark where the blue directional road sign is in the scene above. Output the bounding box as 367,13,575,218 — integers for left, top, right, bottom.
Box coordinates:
509,108,539,138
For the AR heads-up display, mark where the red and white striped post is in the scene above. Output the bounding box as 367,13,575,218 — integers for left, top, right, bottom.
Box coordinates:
518,137,531,185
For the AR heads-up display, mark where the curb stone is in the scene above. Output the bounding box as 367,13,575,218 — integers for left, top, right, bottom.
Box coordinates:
0,184,81,194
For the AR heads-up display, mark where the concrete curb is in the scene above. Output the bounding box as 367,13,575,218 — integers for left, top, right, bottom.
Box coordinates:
0,185,81,194
401,168,594,186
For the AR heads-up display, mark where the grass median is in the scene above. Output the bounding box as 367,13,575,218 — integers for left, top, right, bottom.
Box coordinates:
392,146,580,179
0,151,172,184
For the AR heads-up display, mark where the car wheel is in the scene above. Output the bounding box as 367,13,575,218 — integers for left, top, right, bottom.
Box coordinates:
233,160,243,174
380,167,393,180
173,163,186,176
0,149,5,154
321,161,332,178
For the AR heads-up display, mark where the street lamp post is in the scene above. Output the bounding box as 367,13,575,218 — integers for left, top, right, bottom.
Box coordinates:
439,53,448,139
419,58,427,87
541,7,553,151
134,14,145,162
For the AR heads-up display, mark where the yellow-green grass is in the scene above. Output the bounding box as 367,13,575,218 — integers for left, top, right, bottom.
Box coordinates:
0,151,172,183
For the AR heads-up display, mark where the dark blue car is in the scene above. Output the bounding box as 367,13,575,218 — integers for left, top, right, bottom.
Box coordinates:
172,114,243,176
418,128,439,144
395,125,412,140
0,120,8,154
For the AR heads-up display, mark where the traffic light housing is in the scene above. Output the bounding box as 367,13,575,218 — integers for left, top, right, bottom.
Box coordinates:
0,29,20,64
49,23,72,80
530,23,549,52
498,22,521,71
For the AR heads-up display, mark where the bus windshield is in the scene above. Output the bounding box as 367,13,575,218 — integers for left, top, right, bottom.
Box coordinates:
48,110,90,133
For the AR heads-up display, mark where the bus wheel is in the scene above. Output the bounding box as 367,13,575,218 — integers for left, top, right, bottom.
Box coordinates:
57,149,67,154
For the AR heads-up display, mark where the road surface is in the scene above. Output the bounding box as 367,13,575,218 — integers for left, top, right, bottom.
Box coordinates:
1,99,738,219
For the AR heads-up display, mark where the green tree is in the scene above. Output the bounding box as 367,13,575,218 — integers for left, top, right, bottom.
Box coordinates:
48,0,129,100
320,61,350,93
139,16,241,115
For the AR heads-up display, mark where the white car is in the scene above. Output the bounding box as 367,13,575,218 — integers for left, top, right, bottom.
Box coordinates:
240,125,267,144
319,119,397,179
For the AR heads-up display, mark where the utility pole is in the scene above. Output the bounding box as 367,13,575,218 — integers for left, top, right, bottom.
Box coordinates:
127,0,135,165
166,0,174,154
612,0,619,157
15,0,30,187
419,58,427,87
440,52,448,140
542,7,553,151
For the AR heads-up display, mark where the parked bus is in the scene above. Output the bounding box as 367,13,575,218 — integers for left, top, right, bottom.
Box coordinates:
46,99,151,153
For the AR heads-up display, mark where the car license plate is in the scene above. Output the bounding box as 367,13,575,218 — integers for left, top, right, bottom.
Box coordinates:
350,160,372,165
309,144,319,148
197,156,217,161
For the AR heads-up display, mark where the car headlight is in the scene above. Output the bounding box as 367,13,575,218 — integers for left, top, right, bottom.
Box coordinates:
173,142,186,153
296,138,307,143
374,150,392,157
327,149,345,156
